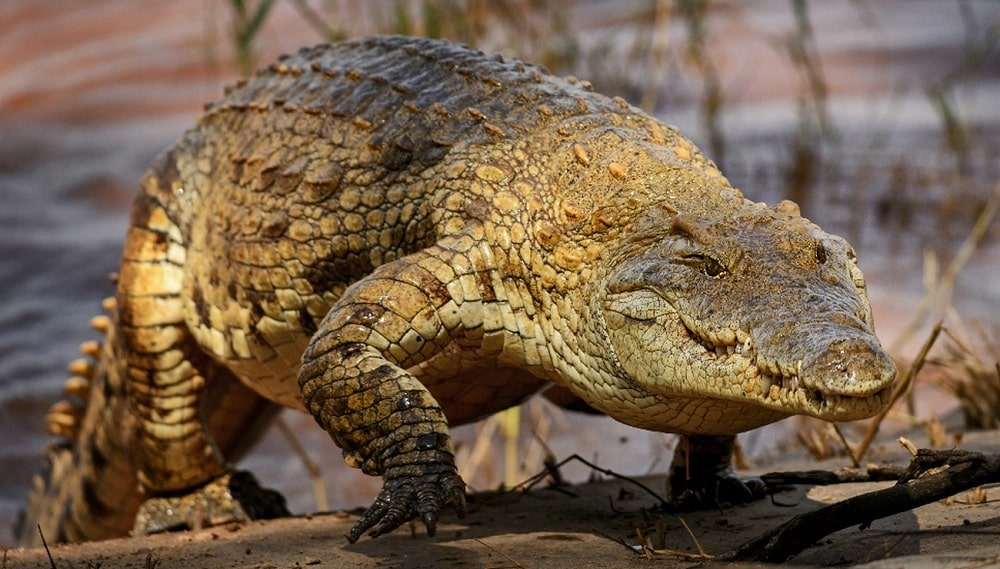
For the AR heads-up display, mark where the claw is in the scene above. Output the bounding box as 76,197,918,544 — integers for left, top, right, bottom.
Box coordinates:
347,471,465,543
670,468,767,509
421,511,438,537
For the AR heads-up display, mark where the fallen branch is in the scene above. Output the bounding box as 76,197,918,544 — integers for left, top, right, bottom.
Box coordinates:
760,463,907,487
718,448,1000,563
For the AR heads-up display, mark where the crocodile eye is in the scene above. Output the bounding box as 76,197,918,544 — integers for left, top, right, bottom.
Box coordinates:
703,256,725,277
815,241,827,265
683,254,726,278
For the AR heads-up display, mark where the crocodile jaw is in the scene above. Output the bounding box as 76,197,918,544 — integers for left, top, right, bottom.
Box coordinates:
676,309,896,423
597,290,894,434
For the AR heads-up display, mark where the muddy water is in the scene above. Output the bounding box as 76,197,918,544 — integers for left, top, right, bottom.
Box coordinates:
2,0,998,546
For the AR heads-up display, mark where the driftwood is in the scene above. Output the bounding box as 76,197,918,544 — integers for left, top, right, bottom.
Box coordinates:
719,448,1000,563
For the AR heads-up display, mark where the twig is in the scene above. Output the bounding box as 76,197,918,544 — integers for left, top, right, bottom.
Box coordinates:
510,454,669,507
458,412,500,487
531,428,564,486
889,183,1000,355
898,436,919,457
634,527,654,560
592,528,643,555
676,516,709,558
654,519,668,550
830,423,860,468
854,321,942,462
275,415,328,512
472,538,525,568
719,448,1000,563
288,0,343,41
596,521,714,561
37,525,57,569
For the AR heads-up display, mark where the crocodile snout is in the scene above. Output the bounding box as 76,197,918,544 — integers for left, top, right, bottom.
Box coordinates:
801,336,896,397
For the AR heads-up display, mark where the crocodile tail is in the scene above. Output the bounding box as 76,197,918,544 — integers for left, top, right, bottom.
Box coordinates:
17,296,144,546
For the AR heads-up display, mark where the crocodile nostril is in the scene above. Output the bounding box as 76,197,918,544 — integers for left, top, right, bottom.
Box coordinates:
802,337,896,397
815,241,827,265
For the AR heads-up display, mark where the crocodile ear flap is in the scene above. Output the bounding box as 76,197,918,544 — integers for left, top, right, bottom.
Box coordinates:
668,213,710,244
610,216,703,294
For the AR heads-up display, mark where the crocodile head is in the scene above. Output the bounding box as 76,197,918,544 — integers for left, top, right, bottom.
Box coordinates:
595,190,896,434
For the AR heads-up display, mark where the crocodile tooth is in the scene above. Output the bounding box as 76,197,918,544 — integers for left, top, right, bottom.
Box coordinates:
760,375,773,392
726,345,735,356
715,346,726,357
789,375,800,392
735,329,749,345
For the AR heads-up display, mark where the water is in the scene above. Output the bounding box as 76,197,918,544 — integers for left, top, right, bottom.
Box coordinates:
2,0,999,547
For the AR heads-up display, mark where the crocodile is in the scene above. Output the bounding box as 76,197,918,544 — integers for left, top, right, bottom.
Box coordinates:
17,35,896,546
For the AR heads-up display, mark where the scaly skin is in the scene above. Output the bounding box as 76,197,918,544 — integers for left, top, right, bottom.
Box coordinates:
18,35,896,546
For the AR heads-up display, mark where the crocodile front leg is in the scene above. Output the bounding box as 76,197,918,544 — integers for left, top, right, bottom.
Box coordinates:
299,242,488,542
668,434,766,508
301,340,466,543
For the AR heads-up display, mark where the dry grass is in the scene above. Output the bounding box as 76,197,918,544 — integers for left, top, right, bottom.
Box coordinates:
935,320,1000,430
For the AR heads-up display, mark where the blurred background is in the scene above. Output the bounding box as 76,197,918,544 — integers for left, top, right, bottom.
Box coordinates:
1,0,998,547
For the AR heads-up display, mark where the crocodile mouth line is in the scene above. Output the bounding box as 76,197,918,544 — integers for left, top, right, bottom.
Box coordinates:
685,325,829,410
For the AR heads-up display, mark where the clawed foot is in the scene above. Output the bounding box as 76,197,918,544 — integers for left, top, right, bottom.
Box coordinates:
667,434,767,509
669,467,767,509
133,471,289,535
348,470,466,543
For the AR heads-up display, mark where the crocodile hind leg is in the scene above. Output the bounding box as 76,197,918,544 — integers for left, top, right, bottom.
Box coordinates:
129,364,290,535
119,193,287,535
